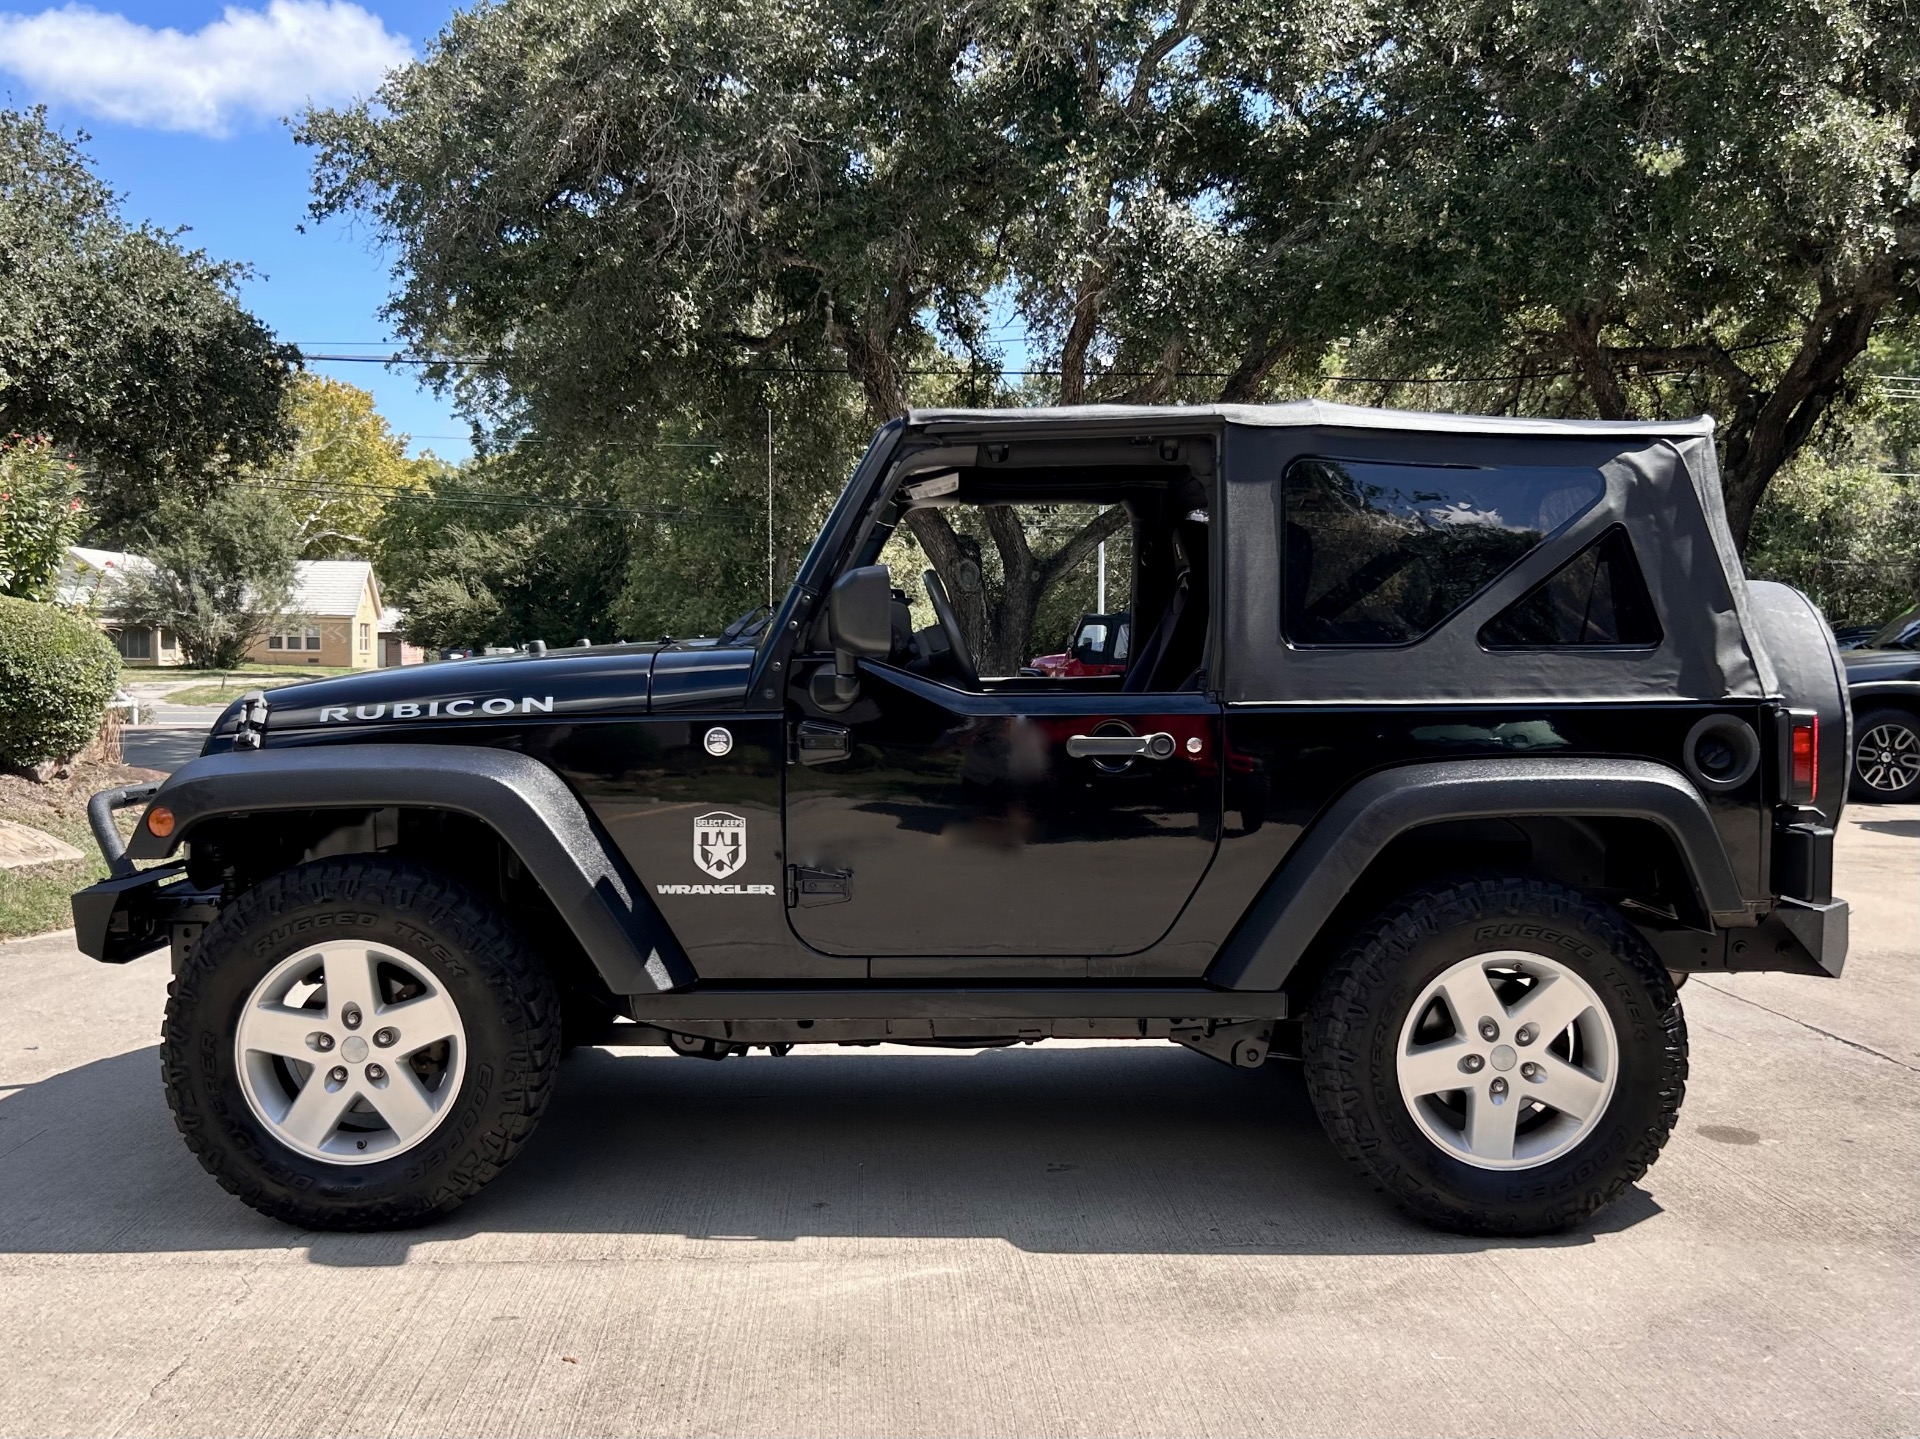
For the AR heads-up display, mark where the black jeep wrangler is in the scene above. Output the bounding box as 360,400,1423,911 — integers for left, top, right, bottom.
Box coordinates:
74,401,1851,1236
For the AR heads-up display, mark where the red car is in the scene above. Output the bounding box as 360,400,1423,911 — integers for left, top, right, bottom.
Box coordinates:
1028,612,1131,677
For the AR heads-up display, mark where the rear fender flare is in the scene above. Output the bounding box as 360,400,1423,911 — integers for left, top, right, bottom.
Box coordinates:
1206,757,1747,992
125,744,693,994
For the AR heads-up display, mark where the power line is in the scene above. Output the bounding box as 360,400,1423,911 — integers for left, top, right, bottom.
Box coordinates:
255,478,752,521
293,348,1803,386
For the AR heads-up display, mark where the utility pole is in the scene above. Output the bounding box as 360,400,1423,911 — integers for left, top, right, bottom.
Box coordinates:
1097,541,1107,612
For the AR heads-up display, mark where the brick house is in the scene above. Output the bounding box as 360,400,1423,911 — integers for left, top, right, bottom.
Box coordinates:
60,547,182,665
252,561,384,670
62,549,388,670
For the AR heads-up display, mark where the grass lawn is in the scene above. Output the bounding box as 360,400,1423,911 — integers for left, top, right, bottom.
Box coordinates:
0,759,154,942
134,662,359,684
163,675,333,706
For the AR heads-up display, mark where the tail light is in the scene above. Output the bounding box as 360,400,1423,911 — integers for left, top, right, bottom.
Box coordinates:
1781,708,1819,804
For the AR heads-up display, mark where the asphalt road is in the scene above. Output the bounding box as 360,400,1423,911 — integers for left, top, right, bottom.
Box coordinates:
1,809,1914,1437
121,726,210,775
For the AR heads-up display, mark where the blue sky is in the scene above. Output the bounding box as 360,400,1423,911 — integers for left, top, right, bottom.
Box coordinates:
0,0,470,457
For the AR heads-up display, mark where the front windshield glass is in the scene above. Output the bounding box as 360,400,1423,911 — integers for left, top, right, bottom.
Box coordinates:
1868,604,1920,650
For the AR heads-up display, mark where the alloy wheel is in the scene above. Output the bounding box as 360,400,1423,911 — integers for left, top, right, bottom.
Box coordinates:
1396,950,1619,1170
1854,722,1920,796
234,942,467,1165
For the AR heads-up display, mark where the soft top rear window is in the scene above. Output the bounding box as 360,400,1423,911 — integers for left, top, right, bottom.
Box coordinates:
1281,456,1605,646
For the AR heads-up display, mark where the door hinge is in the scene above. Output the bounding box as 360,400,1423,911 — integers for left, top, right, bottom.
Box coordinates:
787,865,853,907
792,720,852,766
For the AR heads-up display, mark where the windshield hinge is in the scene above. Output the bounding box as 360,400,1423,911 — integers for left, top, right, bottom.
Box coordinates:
234,689,270,750
792,720,851,766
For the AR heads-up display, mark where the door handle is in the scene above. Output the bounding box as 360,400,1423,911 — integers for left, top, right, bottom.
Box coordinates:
1067,731,1177,761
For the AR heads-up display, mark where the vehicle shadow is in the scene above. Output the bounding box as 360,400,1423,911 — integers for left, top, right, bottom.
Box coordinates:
1854,817,1920,838
0,1043,1660,1263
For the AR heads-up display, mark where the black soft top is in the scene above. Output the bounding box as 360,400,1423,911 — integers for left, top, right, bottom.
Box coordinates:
905,402,1773,706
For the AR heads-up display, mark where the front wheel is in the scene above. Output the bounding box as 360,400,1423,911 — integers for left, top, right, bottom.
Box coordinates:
1304,876,1686,1236
162,857,561,1230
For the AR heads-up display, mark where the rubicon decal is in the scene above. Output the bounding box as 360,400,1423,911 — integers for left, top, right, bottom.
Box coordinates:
318,696,555,722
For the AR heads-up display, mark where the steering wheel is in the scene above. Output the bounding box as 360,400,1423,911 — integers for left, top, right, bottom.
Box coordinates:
923,569,980,688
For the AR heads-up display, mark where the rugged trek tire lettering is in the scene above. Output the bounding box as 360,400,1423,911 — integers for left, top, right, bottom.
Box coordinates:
1303,875,1687,1236
162,857,560,1230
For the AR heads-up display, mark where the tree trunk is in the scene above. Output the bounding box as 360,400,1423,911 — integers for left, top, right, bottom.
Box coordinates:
901,505,1129,676
1559,284,1898,551
1717,295,1886,549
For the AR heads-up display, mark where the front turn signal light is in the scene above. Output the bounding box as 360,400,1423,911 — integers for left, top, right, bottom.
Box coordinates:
146,805,175,838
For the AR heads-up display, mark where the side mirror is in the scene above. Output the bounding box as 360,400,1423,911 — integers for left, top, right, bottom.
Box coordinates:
812,565,891,710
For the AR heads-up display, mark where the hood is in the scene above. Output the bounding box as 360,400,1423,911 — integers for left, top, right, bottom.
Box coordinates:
1843,647,1920,683
216,643,663,743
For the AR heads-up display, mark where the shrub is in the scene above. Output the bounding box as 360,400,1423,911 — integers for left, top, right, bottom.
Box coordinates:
0,434,88,602
0,596,120,769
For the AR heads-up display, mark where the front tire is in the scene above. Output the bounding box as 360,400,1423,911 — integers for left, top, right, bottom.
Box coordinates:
1850,708,1920,802
163,857,561,1230
1304,876,1686,1236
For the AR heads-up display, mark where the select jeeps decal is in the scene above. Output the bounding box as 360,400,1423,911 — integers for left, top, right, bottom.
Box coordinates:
693,811,746,878
654,811,777,896
318,696,555,722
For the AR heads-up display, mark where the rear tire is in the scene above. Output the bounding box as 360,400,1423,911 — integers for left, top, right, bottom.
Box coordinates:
1303,875,1686,1236
1850,708,1920,802
162,857,561,1230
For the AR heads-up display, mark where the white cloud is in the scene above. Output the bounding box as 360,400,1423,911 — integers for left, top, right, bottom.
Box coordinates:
0,0,411,136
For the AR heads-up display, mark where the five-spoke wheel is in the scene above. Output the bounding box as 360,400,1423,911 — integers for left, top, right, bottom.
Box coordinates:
1304,875,1687,1235
1396,952,1617,1169
234,942,468,1164
163,857,559,1230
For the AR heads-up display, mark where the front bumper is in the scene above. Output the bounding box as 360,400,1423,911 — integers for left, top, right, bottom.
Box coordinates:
70,783,218,965
71,864,219,964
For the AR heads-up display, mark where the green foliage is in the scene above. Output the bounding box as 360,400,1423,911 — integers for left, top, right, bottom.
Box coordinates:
117,488,302,668
1748,457,1920,632
373,458,633,650
0,596,118,768
1,107,296,536
374,373,871,649
260,373,437,560
302,0,1915,642
0,434,86,601
1201,0,1918,541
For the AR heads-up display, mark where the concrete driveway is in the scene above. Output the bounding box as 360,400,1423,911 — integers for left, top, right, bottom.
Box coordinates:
1,810,1914,1437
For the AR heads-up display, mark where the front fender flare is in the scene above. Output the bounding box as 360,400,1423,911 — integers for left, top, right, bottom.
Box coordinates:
126,744,693,995
1206,757,1748,992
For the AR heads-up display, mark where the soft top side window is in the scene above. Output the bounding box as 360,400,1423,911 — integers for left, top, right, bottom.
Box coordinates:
1479,526,1662,650
1281,456,1605,647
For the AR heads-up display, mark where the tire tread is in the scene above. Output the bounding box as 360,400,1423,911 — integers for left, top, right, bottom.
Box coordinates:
1303,874,1687,1236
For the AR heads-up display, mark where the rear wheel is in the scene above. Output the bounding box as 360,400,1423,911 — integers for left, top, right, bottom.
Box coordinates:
163,857,560,1230
1850,709,1920,802
1304,875,1686,1235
